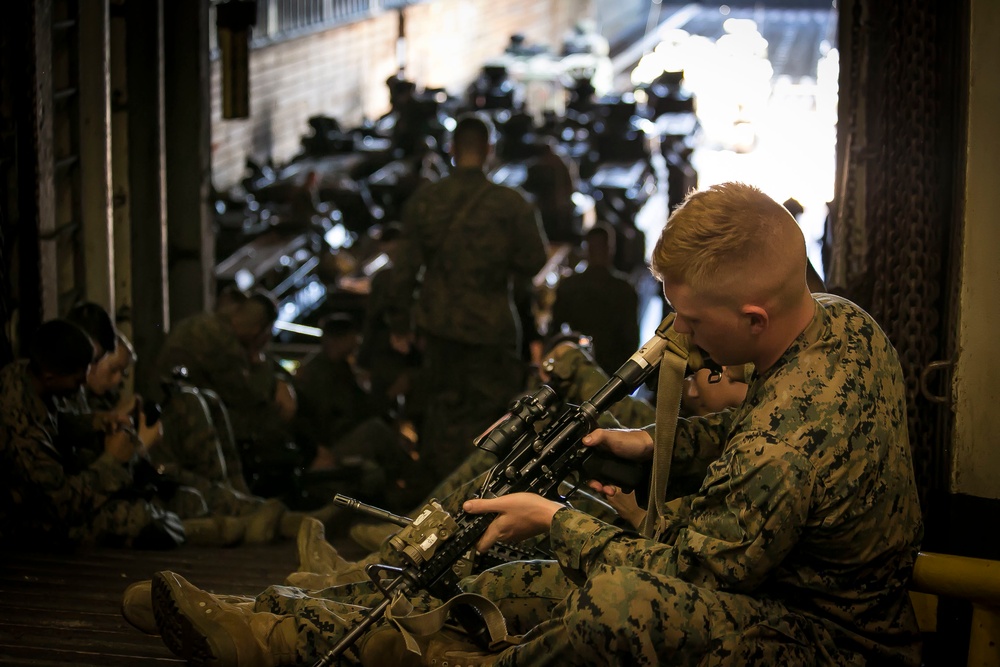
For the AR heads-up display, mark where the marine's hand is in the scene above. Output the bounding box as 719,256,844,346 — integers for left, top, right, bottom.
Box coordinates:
389,332,413,355
92,411,131,434
104,427,136,464
582,429,654,498
137,411,163,452
598,487,646,529
463,493,563,553
581,428,654,462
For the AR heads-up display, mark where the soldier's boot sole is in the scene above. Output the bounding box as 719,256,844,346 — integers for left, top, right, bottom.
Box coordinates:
152,572,218,665
151,571,292,667
122,579,254,637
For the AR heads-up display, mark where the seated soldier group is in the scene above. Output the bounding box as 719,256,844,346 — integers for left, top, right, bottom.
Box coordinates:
100,182,921,667
0,182,922,665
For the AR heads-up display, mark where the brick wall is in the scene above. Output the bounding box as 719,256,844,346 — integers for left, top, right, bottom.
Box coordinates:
210,0,594,188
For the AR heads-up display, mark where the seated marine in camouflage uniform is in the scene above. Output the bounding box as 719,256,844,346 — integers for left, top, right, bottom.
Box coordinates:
59,303,292,545
106,334,306,543
145,183,923,667
293,313,413,509
156,290,306,502
0,320,184,548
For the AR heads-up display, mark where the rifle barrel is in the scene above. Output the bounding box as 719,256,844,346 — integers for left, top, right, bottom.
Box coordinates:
334,494,412,527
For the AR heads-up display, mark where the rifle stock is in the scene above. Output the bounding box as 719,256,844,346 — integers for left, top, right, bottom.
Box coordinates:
312,315,678,666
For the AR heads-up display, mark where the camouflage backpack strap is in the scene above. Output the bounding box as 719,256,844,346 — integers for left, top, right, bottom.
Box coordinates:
433,179,494,269
640,314,693,540
385,590,523,655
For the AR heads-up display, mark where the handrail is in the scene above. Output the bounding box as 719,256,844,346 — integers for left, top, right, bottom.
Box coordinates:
911,551,1000,667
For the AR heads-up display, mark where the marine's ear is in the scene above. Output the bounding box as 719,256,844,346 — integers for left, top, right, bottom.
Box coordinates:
742,305,769,334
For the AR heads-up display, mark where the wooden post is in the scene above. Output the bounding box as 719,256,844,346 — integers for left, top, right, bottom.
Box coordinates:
78,0,115,309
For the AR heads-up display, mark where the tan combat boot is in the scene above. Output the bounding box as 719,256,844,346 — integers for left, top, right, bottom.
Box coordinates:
181,515,245,547
283,516,379,588
152,571,297,667
294,516,354,575
121,579,253,635
348,521,397,552
242,498,286,544
278,501,341,540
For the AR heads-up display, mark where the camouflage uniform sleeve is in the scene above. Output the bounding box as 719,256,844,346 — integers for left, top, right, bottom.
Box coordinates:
4,424,133,525
551,433,814,592
610,396,655,431
641,409,735,480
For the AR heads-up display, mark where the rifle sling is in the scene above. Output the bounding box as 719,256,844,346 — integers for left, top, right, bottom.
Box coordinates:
385,591,523,655
639,338,690,539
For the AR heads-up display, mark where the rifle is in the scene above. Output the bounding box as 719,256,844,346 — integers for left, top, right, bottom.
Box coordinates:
313,314,679,666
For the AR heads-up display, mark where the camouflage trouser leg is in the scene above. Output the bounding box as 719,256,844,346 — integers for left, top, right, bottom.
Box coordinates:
80,498,158,543
419,336,524,481
492,564,859,667
254,580,440,664
461,560,575,634
161,485,210,519
253,561,571,664
202,483,265,517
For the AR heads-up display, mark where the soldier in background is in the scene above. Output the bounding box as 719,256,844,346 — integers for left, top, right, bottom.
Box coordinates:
156,290,306,503
357,222,418,419
293,313,415,510
550,222,640,374
385,113,548,480
522,136,579,242
61,303,163,455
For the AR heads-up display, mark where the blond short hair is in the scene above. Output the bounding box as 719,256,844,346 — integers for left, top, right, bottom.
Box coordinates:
651,182,806,306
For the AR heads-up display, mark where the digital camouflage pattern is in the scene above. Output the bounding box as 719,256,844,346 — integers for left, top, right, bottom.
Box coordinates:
156,312,300,501
386,167,547,347
234,294,922,666
495,294,923,665
251,560,573,663
50,377,215,523
157,387,231,489
358,264,417,417
0,360,133,544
